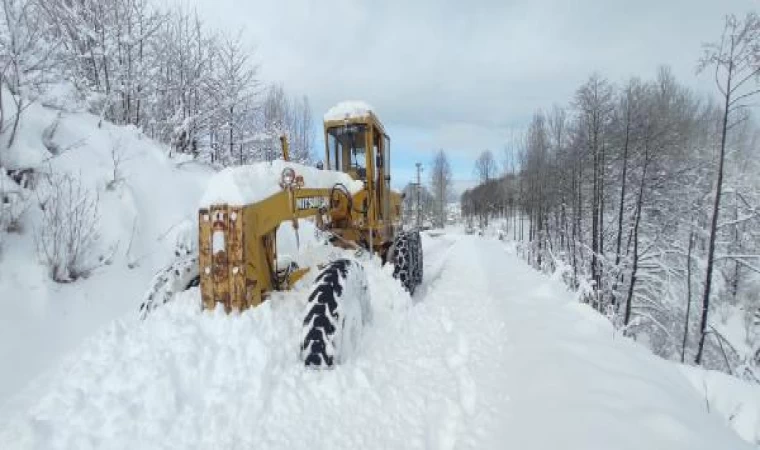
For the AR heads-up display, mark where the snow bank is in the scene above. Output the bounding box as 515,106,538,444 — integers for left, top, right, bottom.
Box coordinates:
1,101,58,169
0,235,751,449
323,101,375,122
199,160,363,207
0,247,411,450
0,99,214,411
679,365,760,444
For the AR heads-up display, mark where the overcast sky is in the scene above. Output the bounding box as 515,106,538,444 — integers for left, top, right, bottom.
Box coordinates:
190,0,757,192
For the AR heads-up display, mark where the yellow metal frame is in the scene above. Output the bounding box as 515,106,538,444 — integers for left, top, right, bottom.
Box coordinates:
199,111,404,312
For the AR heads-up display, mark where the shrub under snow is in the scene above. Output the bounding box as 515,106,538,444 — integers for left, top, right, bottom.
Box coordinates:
34,171,100,282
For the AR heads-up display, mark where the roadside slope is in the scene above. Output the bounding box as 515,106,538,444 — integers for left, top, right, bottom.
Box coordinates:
0,106,214,410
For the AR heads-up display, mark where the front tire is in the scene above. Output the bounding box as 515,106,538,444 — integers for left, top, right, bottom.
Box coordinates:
301,259,371,368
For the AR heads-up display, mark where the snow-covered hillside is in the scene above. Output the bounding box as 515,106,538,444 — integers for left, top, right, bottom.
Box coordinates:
0,232,755,449
0,102,215,413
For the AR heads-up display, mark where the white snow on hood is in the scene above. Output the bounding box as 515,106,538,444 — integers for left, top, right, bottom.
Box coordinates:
199,160,363,207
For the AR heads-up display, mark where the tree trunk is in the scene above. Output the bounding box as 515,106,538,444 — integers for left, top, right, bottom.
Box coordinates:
730,195,741,302
229,106,234,161
571,167,578,288
599,140,607,308
7,96,22,149
612,109,631,310
681,230,695,363
591,134,599,298
624,142,650,327
696,60,733,365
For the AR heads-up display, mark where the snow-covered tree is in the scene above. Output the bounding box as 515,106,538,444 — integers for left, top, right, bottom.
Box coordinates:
466,57,760,377
695,12,760,365
0,0,59,150
429,149,452,228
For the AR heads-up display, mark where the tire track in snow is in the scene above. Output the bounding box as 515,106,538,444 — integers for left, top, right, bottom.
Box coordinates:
413,233,459,301
413,235,514,449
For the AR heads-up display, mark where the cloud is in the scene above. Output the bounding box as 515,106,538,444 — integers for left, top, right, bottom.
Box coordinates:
189,0,755,161
413,122,522,155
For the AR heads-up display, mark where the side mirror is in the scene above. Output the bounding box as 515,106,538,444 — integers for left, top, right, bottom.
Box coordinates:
316,161,324,170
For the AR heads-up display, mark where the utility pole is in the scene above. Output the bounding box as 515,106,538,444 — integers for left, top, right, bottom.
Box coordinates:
415,162,423,228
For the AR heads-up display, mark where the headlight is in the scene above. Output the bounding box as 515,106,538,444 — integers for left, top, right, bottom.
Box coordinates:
281,167,296,187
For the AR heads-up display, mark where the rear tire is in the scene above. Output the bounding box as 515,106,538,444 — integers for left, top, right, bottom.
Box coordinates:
139,252,199,320
409,230,423,287
392,233,415,294
301,259,371,368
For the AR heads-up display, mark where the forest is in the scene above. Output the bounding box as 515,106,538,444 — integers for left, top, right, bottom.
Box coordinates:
0,0,314,168
461,13,760,378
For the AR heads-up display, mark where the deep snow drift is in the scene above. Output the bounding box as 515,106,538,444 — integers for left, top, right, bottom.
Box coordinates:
0,234,753,449
0,104,214,413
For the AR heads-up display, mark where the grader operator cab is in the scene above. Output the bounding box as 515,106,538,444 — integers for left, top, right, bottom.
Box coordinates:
140,101,423,367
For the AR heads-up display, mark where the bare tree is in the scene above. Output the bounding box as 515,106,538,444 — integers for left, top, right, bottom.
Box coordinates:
473,150,497,226
158,8,216,154
474,150,497,183
523,111,550,266
547,105,568,252
290,95,314,163
610,78,644,309
37,0,164,125
260,86,314,163
430,149,452,228
0,0,59,150
695,12,760,365
402,182,433,227
574,74,614,301
212,32,259,163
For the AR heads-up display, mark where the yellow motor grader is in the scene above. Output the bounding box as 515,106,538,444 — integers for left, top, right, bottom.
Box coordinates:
140,102,423,367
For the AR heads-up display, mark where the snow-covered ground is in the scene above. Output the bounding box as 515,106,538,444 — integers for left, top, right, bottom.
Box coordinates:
680,364,760,444
0,103,214,415
0,232,754,449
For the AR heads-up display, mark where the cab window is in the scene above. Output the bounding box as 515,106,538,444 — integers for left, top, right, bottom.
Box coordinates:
326,124,367,180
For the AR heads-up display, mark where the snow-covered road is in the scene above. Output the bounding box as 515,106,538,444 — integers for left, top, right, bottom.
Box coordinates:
0,233,751,449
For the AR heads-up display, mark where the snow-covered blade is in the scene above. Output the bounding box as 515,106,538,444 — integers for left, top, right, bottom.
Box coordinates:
199,160,363,207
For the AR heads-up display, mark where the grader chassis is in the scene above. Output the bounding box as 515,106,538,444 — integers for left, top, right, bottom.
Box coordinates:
140,102,423,367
